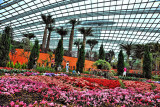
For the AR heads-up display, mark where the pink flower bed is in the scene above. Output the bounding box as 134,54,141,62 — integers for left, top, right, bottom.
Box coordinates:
0,76,160,106
123,80,160,92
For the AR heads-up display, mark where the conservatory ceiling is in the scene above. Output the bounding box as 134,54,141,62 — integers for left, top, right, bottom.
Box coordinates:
0,0,160,53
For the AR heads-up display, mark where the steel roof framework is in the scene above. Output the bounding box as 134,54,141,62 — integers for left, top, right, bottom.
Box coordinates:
0,0,160,53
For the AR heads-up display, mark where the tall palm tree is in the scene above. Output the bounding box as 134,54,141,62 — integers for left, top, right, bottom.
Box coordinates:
41,14,55,52
86,39,98,60
68,19,80,56
78,27,94,49
74,39,82,57
132,44,145,71
120,42,132,65
23,33,35,40
56,27,68,43
46,24,55,51
148,42,160,70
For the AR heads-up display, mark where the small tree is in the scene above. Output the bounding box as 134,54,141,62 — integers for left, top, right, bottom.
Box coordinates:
93,59,111,70
99,44,105,60
28,39,40,69
117,50,124,75
76,44,85,73
55,39,64,70
143,45,152,79
0,26,11,67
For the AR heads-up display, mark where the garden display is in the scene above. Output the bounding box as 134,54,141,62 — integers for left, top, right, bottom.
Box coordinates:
0,73,160,106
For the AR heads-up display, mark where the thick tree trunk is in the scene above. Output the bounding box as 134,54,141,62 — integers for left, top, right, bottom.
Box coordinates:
42,25,48,52
83,35,86,49
90,48,93,60
141,57,143,73
77,45,79,58
61,36,63,45
68,25,75,56
46,31,51,51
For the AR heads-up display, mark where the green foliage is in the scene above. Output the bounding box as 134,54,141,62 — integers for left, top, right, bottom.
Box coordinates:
118,76,140,81
17,63,21,69
143,45,152,79
0,26,11,67
83,71,90,74
28,39,40,69
14,63,18,69
111,70,117,76
99,44,105,60
119,80,126,89
117,50,124,75
152,75,160,81
21,63,27,69
55,39,64,70
10,62,14,68
150,83,156,90
36,67,55,73
76,44,85,73
93,59,111,70
6,62,10,68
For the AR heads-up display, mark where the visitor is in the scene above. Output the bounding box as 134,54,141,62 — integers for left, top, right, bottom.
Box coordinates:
33,62,37,69
66,61,69,72
78,71,80,76
123,67,127,77
72,69,76,74
57,65,61,72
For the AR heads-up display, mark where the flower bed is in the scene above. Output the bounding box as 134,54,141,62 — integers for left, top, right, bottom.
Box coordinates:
83,77,121,89
0,75,160,106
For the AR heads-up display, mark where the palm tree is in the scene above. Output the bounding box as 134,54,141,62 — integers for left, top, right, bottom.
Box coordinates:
78,27,94,49
86,39,98,60
148,42,160,70
23,33,35,40
56,27,68,43
132,44,145,72
68,19,80,56
74,39,82,57
46,24,55,51
120,42,132,65
41,14,55,52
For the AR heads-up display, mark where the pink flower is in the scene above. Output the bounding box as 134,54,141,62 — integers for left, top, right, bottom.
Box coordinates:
19,101,24,105
10,101,15,107
40,100,47,104
48,103,55,106
15,105,19,107
28,104,33,107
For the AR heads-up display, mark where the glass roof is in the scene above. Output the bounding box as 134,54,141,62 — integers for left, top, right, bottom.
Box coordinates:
0,0,160,53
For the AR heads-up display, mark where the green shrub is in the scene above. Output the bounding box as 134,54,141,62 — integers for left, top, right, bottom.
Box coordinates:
14,63,18,69
6,62,10,67
83,71,90,74
111,70,117,76
117,50,124,75
152,75,160,81
10,62,14,68
150,83,156,90
118,76,140,81
76,44,85,73
93,59,111,70
36,67,55,73
55,39,63,70
143,45,152,79
119,80,126,89
17,63,21,69
28,39,40,69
